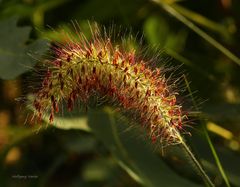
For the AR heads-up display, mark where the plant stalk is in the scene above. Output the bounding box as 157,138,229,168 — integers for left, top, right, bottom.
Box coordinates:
178,135,215,187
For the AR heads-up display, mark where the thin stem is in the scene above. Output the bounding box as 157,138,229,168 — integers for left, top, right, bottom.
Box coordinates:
183,75,231,187
170,3,229,36
152,0,240,66
178,135,215,187
203,125,231,187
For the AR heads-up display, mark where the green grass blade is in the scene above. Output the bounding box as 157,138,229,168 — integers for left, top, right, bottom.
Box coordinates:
183,75,231,187
152,0,240,66
170,3,230,36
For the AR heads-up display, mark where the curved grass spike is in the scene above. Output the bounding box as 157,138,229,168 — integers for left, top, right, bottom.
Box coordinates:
31,22,214,186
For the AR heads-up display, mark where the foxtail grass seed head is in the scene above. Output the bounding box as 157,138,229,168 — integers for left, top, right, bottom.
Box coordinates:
31,23,188,146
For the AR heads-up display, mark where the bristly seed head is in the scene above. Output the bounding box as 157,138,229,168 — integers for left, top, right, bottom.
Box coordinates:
32,24,187,146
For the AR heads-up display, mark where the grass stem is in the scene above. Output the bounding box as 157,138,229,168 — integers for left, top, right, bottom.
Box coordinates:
179,137,215,187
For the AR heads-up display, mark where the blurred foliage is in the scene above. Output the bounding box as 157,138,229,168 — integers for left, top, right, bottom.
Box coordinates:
0,0,240,187
0,17,48,79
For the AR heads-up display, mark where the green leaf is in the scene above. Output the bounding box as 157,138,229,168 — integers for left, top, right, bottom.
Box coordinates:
88,107,201,187
144,16,169,47
144,15,187,52
27,94,91,131
0,17,49,79
47,107,91,131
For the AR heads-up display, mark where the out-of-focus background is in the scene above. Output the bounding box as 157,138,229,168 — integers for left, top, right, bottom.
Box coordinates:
0,0,240,187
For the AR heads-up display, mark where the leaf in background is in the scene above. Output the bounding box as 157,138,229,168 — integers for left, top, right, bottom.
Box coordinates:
82,157,119,182
88,108,201,187
51,114,90,131
144,16,169,47
0,17,49,79
27,94,90,131
46,105,90,131
144,15,187,52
